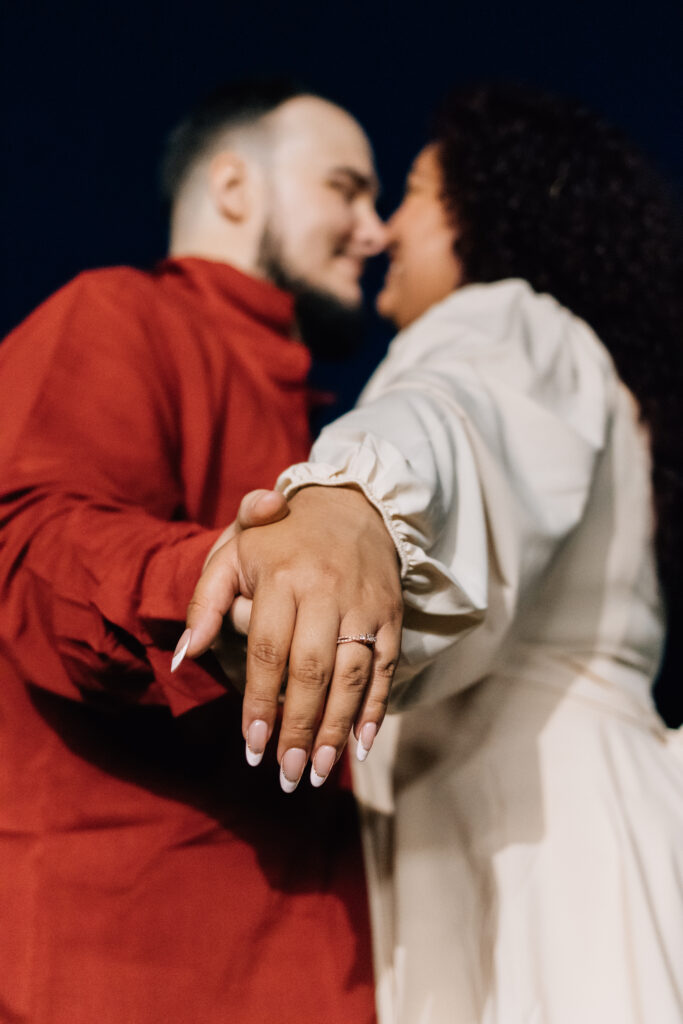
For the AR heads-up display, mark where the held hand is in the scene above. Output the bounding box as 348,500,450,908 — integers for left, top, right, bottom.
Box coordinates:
203,488,289,635
175,486,403,791
203,488,290,566
170,489,288,678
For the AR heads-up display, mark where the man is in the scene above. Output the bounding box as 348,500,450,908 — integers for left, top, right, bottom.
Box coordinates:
0,80,385,1024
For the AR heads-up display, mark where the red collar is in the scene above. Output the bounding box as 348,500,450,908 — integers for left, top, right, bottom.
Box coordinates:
157,257,296,336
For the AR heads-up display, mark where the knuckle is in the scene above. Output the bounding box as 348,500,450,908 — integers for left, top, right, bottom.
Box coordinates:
322,712,355,738
269,562,297,584
289,656,328,691
186,595,211,615
281,712,317,746
249,638,283,668
296,561,339,590
336,662,369,693
384,594,404,623
245,693,278,717
374,658,398,681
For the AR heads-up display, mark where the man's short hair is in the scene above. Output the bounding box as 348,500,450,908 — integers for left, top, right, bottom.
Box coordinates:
160,77,309,203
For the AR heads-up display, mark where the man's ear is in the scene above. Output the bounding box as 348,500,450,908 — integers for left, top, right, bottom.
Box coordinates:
208,152,252,222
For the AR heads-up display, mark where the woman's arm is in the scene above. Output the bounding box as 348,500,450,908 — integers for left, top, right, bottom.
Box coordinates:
181,282,614,780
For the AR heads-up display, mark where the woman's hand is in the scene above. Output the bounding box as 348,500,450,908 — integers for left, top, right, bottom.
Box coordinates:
176,486,403,791
202,488,290,638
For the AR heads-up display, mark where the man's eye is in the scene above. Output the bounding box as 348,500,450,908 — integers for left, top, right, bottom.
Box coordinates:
329,180,357,202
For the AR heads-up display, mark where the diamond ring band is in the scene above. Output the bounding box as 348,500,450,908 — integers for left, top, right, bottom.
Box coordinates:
336,633,377,648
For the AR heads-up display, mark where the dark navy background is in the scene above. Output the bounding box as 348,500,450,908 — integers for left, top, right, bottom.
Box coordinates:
3,0,681,404
2,1,682,716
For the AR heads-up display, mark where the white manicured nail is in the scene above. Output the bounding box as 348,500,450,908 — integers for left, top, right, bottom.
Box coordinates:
245,720,268,767
310,745,336,788
280,748,307,793
171,629,192,673
356,722,377,762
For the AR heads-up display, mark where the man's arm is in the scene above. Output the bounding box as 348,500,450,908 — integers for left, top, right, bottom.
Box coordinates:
0,274,237,715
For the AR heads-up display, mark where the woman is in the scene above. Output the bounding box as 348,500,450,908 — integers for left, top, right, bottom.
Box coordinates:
185,85,683,1022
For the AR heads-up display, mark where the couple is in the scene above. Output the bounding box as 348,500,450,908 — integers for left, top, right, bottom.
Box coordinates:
1,77,681,1023
181,84,683,1022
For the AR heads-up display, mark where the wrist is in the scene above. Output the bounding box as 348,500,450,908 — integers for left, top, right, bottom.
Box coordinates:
289,485,399,566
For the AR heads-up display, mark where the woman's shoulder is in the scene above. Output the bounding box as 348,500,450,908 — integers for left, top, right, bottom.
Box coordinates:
368,278,616,402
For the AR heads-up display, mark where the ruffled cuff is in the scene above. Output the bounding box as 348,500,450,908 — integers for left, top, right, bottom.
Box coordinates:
278,462,412,578
276,450,485,621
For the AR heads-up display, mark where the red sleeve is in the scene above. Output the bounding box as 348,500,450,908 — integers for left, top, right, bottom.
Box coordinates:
0,272,226,715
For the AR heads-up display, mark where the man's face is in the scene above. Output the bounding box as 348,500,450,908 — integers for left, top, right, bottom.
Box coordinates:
376,144,463,329
257,97,386,311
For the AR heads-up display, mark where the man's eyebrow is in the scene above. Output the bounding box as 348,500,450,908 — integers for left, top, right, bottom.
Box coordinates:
328,165,381,197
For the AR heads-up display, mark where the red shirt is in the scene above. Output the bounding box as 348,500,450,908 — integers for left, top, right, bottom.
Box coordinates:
0,258,376,1023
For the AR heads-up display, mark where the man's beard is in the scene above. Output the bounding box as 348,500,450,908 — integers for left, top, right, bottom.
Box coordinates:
257,226,365,360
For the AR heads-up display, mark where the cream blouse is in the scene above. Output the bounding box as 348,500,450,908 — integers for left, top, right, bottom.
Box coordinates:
278,280,680,1024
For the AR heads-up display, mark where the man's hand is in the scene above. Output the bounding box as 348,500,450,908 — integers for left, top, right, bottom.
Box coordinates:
175,486,403,791
204,488,291,565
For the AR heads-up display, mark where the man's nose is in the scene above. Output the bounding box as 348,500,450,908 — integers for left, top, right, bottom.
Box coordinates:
355,206,389,256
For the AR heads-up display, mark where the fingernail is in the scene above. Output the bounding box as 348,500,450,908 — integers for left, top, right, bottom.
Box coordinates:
245,720,268,767
356,722,377,762
280,748,307,794
171,629,192,673
310,745,337,788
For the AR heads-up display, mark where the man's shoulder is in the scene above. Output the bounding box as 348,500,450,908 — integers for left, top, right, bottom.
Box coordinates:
24,264,187,344
2,265,177,365
57,264,163,310
8,266,165,334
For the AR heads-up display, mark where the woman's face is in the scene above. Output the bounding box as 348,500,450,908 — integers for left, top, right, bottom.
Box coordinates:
376,144,464,329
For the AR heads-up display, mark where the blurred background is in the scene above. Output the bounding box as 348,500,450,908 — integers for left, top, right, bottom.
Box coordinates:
2,0,681,400
2,0,682,715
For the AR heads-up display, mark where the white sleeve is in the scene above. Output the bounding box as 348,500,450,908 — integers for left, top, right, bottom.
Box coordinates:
277,283,614,704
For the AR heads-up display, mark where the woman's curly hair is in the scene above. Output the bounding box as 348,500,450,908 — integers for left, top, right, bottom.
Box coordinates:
434,83,683,720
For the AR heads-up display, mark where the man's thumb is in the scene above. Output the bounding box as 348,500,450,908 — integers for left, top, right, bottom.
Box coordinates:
237,489,289,530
